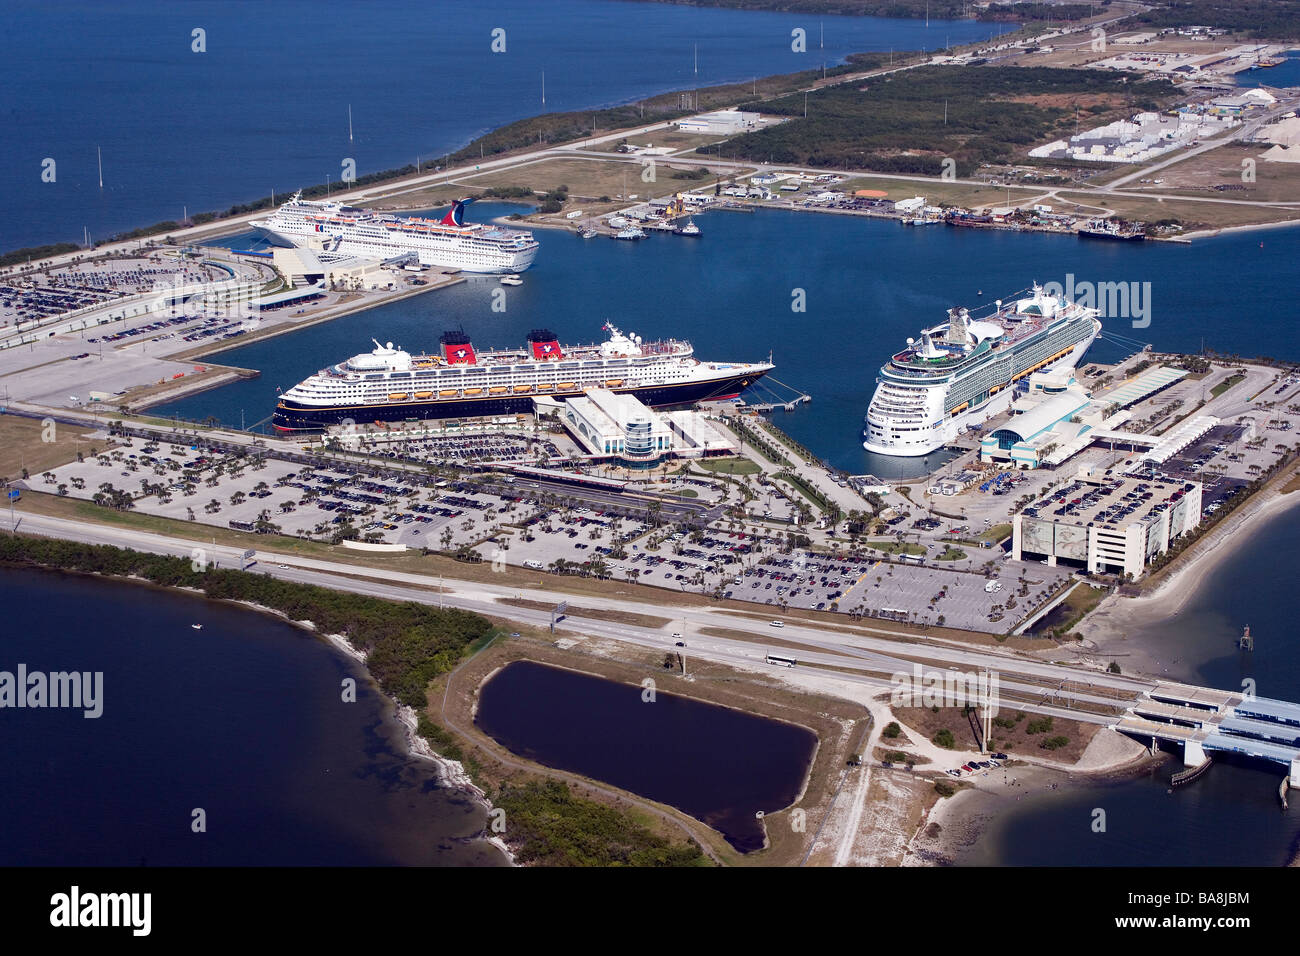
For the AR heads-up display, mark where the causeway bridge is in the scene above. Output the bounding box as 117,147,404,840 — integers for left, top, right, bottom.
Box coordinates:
1113,681,1300,781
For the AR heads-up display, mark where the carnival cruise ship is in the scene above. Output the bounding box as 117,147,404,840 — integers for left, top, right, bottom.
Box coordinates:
271,323,773,432
250,193,538,273
862,284,1101,457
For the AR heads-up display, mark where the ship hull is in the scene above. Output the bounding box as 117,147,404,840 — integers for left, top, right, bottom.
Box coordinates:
271,370,767,433
863,320,1100,457
247,223,539,274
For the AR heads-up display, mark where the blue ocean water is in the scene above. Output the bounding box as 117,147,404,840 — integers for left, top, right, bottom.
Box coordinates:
0,0,1011,251
155,204,1300,477
0,567,506,866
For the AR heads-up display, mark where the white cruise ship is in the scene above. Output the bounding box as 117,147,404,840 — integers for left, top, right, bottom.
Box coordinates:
272,323,773,432
862,284,1101,457
250,193,538,273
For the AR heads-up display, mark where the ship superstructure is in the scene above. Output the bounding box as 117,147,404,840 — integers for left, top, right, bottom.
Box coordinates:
272,323,772,432
250,193,539,273
862,284,1100,456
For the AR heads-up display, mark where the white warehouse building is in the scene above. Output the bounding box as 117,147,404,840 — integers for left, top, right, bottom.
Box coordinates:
563,388,674,467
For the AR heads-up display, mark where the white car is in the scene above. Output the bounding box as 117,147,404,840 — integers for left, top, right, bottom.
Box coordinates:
769,620,784,628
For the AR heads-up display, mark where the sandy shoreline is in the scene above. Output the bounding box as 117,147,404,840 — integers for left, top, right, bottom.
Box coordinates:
1179,217,1300,242
906,730,1159,865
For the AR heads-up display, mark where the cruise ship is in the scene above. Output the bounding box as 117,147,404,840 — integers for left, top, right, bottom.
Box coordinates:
862,284,1101,457
271,323,774,432
250,193,539,273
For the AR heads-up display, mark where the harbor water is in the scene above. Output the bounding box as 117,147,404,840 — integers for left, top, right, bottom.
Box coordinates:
157,205,1300,478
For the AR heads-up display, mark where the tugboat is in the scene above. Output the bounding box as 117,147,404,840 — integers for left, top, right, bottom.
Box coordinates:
675,219,701,238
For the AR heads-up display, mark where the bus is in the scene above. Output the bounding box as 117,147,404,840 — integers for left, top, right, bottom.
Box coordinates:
766,654,797,668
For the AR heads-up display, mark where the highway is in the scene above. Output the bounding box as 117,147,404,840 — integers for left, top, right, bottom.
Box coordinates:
11,508,1155,723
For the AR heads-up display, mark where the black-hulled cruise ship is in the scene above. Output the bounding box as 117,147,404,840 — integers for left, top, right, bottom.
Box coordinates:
271,324,773,432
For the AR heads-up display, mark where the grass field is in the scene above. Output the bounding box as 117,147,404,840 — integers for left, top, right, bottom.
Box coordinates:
1212,372,1247,398
455,156,731,204
697,457,761,476
0,416,101,482
1111,143,1300,206
866,539,927,556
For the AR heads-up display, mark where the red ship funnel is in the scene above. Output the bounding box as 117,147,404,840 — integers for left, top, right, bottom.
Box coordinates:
439,330,476,365
527,328,563,361
439,198,475,227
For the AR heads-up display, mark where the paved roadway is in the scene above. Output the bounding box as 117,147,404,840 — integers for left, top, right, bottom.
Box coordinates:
12,509,1156,722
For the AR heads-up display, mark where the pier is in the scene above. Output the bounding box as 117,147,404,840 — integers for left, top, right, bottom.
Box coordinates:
741,376,811,413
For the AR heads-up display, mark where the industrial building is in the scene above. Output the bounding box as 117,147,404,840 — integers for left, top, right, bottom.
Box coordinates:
1012,471,1202,577
675,109,762,135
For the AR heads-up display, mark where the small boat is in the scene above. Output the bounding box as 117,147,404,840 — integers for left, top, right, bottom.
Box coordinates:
580,229,598,239
675,219,701,237
191,624,203,630
612,226,646,241
499,274,523,286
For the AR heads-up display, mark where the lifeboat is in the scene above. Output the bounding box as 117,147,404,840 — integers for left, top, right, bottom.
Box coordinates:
604,379,624,388
413,391,434,400
464,388,483,396
388,393,409,401
513,384,533,393
535,384,553,391
489,386,508,394
556,382,576,390
439,389,459,397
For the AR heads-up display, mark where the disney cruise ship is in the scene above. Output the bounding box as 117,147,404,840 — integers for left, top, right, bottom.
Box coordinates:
272,324,773,432
250,193,538,273
862,284,1101,457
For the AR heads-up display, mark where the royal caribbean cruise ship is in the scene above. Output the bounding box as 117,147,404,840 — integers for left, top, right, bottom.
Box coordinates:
271,323,773,432
862,284,1101,457
250,193,538,273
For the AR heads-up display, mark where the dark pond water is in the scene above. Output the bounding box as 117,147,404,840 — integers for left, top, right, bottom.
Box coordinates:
474,659,816,851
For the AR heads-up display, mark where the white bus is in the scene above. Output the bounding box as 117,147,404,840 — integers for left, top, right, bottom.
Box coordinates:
766,654,797,668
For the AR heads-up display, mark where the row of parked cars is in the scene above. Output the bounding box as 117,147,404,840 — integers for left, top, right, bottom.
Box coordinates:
946,754,1008,777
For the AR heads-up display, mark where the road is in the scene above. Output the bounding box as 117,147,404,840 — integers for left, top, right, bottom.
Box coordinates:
12,508,1156,710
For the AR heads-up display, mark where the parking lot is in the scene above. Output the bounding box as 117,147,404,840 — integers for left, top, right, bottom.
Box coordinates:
34,433,1074,630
